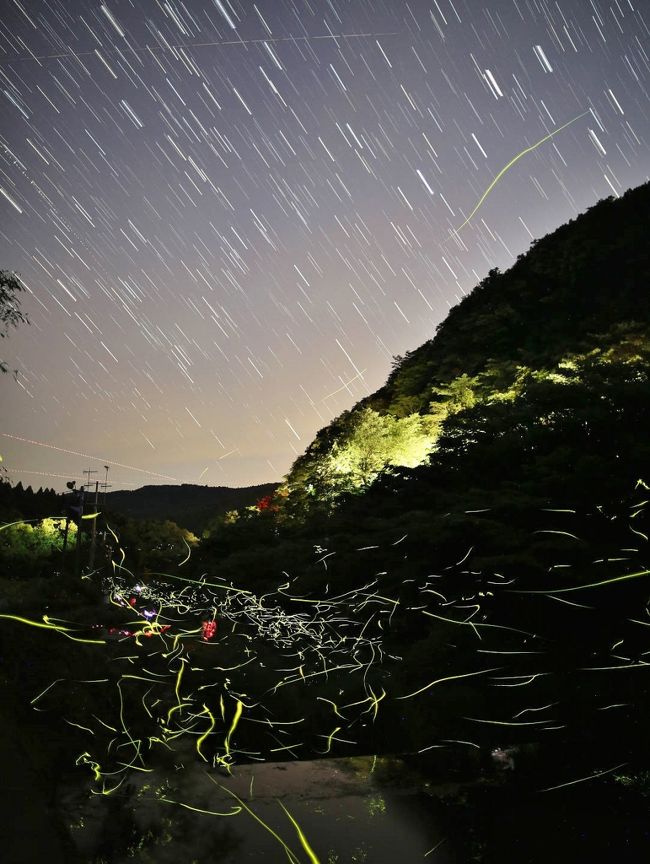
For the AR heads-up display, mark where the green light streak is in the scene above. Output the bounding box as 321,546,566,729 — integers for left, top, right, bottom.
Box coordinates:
538,762,627,793
447,110,590,238
210,778,302,864
278,800,322,864
0,613,105,644
196,705,216,762
160,797,241,817
396,667,500,700
510,568,650,594
223,698,243,762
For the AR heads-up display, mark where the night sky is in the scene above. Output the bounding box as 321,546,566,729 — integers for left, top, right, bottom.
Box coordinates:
1,0,648,493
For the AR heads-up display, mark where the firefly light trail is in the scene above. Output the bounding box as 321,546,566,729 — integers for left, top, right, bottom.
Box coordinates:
1,492,648,857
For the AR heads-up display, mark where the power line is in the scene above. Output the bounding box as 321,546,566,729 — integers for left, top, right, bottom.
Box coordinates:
2,432,182,482
0,31,400,65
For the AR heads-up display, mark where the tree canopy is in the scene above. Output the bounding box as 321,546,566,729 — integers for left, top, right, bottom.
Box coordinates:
0,270,29,376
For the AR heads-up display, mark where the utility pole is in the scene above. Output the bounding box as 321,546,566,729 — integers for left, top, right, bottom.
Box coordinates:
61,514,69,575
76,468,96,577
62,479,82,576
61,480,74,576
100,465,111,549
101,465,111,506
74,485,85,578
88,480,100,571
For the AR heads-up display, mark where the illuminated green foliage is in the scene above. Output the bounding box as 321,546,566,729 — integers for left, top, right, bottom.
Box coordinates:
278,325,650,518
280,407,439,510
0,516,76,559
325,408,436,490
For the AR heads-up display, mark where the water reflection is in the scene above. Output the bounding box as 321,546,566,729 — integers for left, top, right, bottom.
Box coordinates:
61,754,451,863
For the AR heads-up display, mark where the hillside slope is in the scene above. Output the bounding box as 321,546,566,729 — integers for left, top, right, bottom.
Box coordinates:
369,180,650,411
280,183,650,512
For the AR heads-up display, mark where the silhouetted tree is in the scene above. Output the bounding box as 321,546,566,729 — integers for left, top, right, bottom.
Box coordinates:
0,270,29,377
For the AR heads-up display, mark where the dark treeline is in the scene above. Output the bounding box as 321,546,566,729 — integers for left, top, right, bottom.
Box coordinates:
0,480,61,522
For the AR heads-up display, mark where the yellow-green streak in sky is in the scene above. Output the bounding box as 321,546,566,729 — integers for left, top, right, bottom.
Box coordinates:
447,110,591,239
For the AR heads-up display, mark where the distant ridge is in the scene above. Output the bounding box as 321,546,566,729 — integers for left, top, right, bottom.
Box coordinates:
103,482,278,534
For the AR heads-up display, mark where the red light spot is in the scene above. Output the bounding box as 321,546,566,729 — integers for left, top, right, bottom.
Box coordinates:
201,620,217,641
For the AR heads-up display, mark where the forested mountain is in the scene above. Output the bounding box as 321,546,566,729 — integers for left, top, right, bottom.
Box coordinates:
278,182,650,515
102,482,278,534
187,184,650,794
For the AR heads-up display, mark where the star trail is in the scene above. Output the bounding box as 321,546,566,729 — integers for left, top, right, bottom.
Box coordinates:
0,0,648,491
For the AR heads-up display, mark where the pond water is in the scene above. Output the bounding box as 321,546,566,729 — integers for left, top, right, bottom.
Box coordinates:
60,754,453,863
